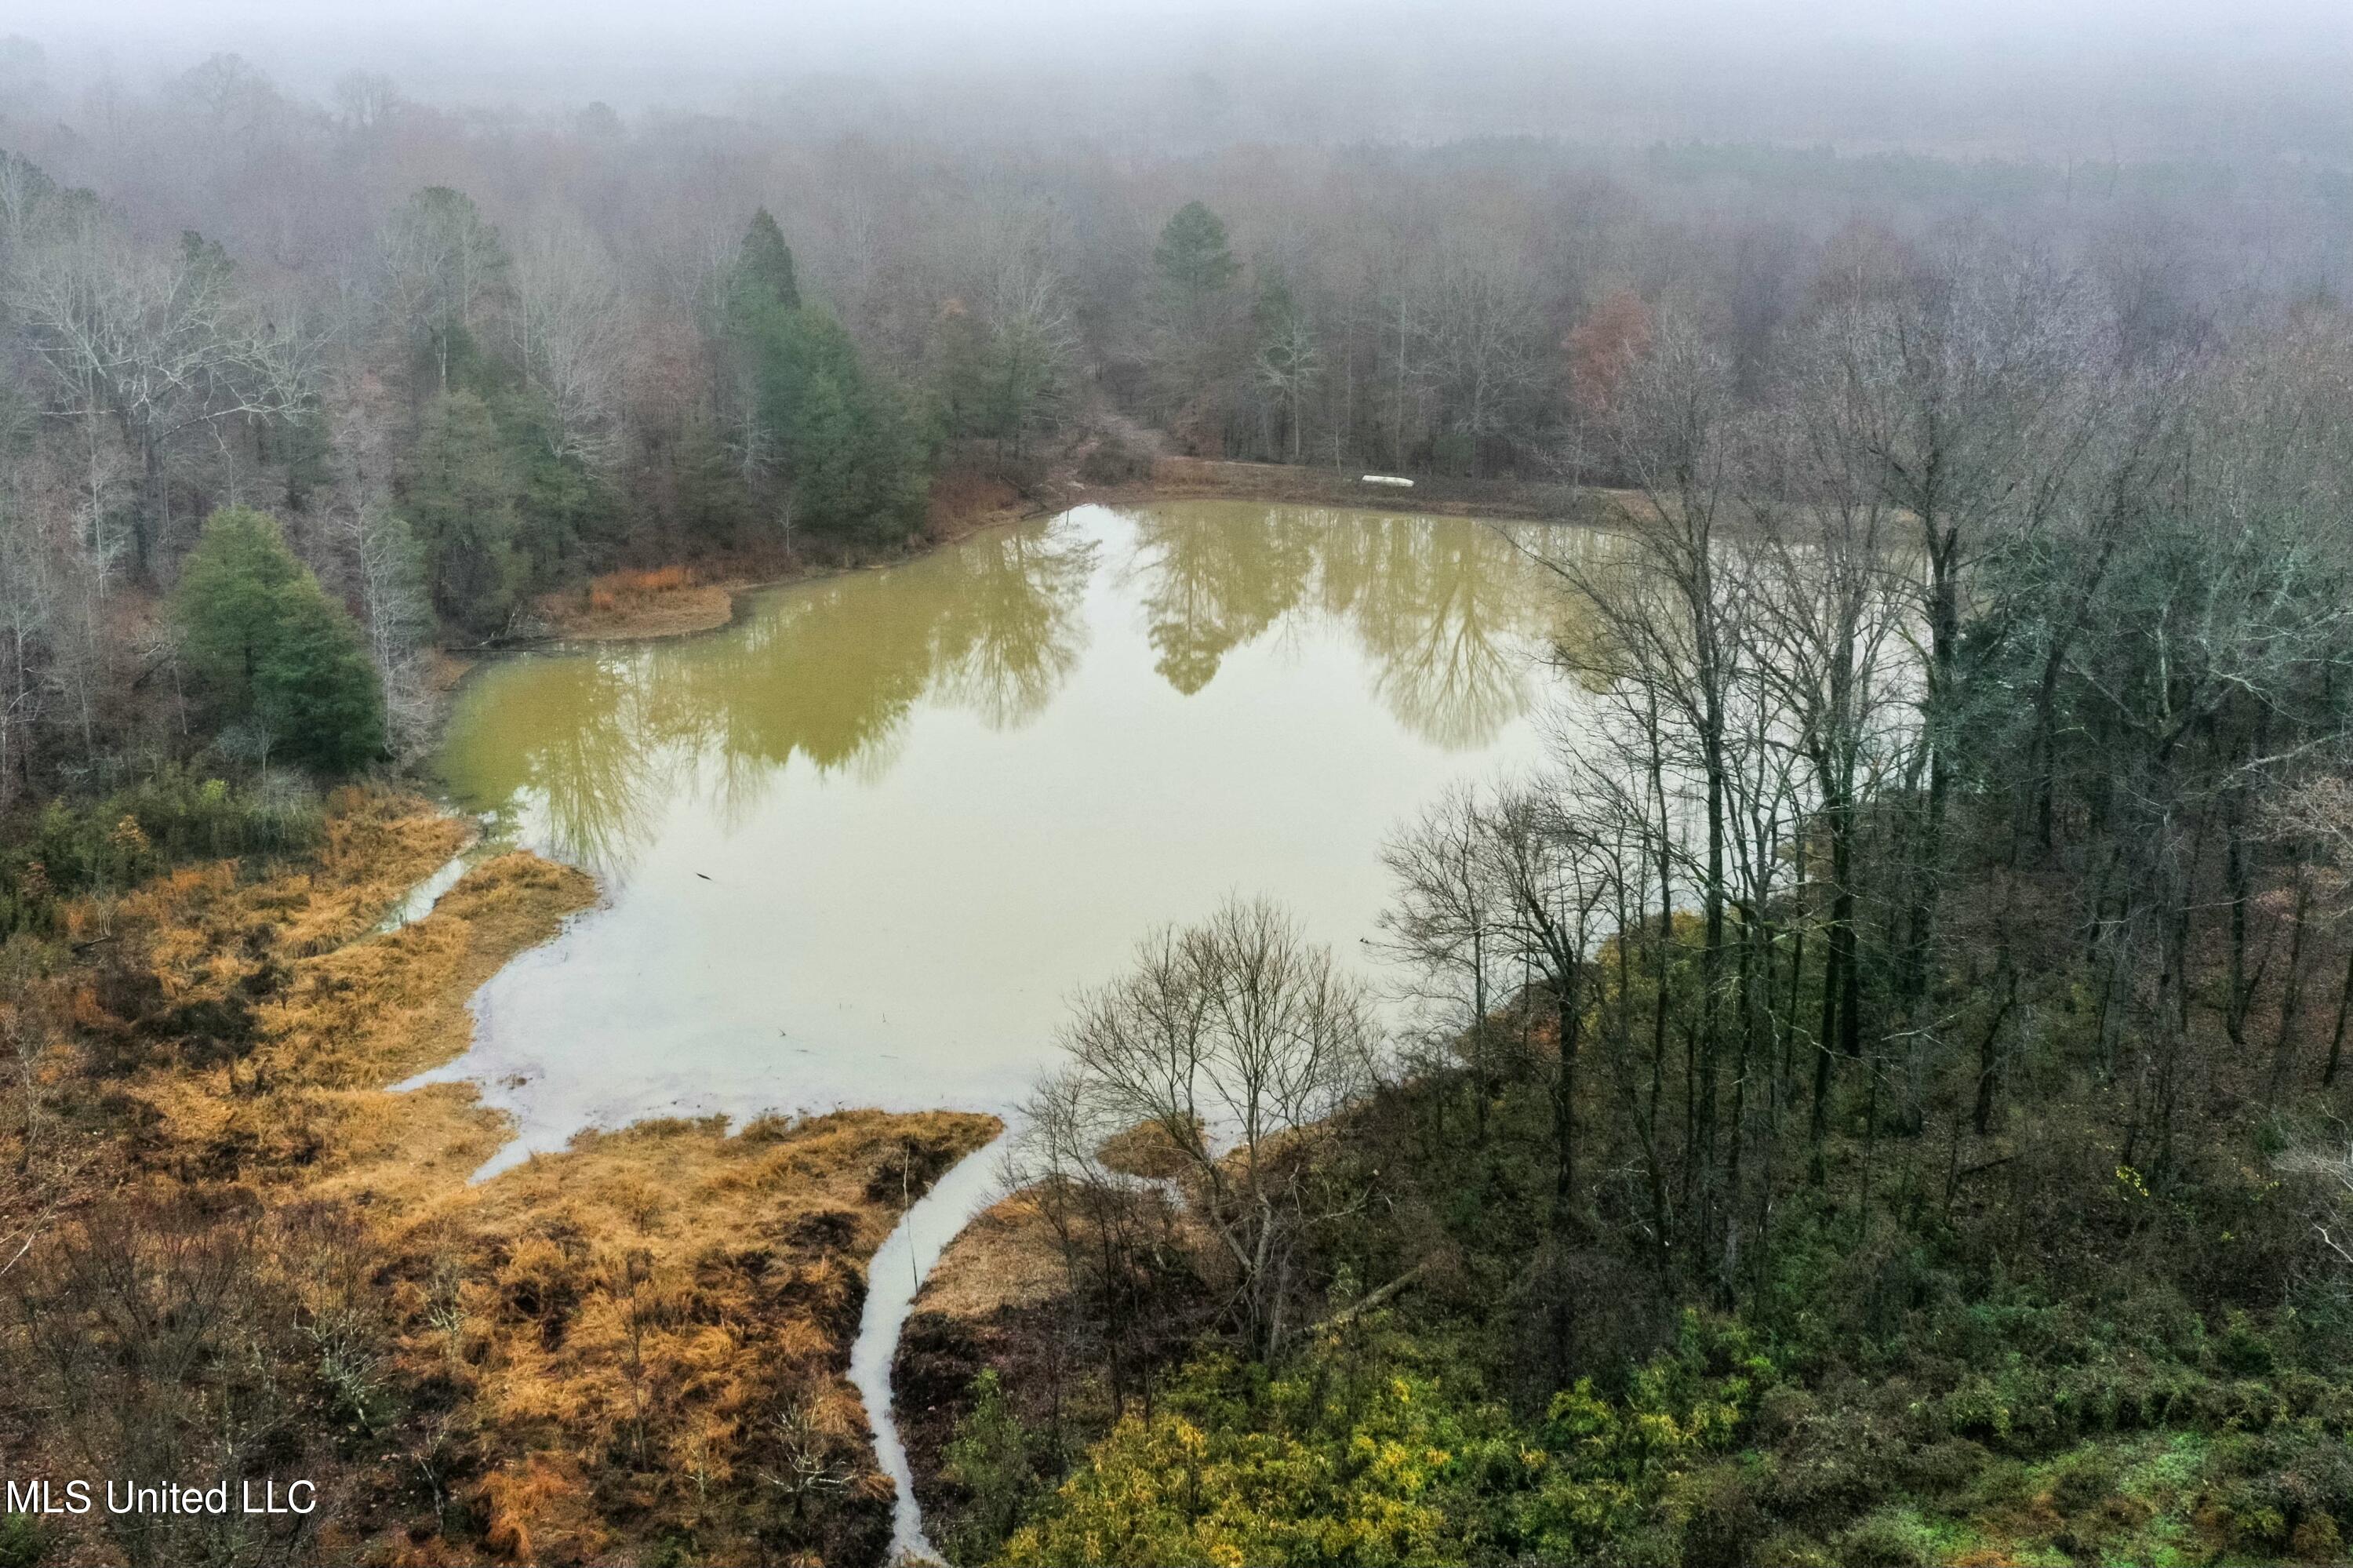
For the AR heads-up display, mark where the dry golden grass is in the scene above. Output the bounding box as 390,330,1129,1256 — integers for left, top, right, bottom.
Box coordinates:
11,789,999,1564
107,786,466,970
594,564,698,603
1095,1114,1195,1181
918,1112,1209,1326
383,1105,992,1563
915,1189,1068,1321
544,566,739,642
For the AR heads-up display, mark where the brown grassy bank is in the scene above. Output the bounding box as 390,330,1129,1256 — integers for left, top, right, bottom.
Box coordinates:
534,565,742,642
0,791,998,1566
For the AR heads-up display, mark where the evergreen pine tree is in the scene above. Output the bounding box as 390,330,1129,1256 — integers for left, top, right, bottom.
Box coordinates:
255,588,388,771
175,508,386,771
1149,201,1245,436
1153,201,1240,302
174,505,303,708
747,307,927,546
729,208,800,321
406,389,524,635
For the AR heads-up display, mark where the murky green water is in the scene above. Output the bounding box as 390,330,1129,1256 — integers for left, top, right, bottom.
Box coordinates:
410,500,1571,1172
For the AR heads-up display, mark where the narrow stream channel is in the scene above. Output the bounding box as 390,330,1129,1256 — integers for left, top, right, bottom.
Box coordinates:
375,844,475,932
848,1133,1016,1564
376,812,511,933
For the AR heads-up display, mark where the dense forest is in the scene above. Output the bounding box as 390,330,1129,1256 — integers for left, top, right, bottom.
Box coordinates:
9,22,2353,1568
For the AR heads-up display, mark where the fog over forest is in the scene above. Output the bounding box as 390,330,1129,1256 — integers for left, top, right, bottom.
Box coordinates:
9,0,2353,156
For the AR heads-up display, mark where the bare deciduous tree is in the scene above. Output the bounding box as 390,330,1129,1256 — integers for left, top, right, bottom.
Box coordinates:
1050,895,1377,1358
1379,784,1507,1141
10,204,311,574
511,214,630,469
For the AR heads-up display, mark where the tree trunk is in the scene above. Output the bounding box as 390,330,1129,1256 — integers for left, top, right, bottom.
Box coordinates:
1973,944,2017,1135
2268,866,2313,1101
1554,977,1580,1239
2326,944,2353,1090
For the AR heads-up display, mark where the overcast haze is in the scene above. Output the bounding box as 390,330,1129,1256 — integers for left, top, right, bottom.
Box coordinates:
9,0,2353,158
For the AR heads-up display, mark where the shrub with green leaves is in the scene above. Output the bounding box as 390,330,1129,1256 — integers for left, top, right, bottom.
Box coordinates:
0,767,322,936
941,1370,1048,1563
1001,1319,1762,1567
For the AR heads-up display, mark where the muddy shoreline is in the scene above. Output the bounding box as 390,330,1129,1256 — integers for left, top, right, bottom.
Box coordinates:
1096,455,1602,522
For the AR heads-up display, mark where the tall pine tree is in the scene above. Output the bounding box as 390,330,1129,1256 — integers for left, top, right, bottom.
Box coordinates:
749,307,927,546
729,208,800,322
406,390,524,635
1148,201,1245,440
718,208,927,548
175,508,385,771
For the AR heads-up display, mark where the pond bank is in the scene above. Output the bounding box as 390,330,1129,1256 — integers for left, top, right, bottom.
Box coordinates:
1097,455,1612,522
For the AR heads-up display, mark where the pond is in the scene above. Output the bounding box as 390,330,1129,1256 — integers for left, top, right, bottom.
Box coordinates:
413,499,1574,1172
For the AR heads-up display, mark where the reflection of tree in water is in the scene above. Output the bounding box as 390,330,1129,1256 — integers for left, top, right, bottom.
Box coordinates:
1122,504,1557,748
449,504,1566,876
444,653,672,875
693,515,1096,768
457,514,1101,873
692,574,941,773
1315,511,1555,749
930,526,1096,728
1123,504,1314,693
541,664,682,871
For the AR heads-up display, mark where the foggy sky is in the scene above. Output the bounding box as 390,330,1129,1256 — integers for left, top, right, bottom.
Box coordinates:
9,0,2353,161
